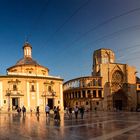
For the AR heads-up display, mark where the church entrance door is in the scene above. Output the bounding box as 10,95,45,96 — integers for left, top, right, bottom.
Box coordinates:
48,98,53,109
113,90,127,110
114,100,122,110
12,98,19,110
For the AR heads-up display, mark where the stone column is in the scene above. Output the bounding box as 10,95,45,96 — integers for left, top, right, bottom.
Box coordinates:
0,82,3,108
96,90,99,98
60,83,64,111
91,90,93,98
36,82,39,106
81,90,83,98
27,81,30,110
85,90,88,98
101,90,104,98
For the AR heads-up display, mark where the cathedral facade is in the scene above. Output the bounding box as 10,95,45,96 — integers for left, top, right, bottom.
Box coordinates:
63,48,137,111
0,43,63,112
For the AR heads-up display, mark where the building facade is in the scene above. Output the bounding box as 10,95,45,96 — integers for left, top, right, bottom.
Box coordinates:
63,76,103,111
63,48,137,111
0,43,63,112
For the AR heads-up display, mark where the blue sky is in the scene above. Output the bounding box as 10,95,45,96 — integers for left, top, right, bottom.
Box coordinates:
0,0,140,81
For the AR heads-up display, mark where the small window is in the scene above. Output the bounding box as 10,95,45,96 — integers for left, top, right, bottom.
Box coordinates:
48,86,52,92
29,71,32,74
4,100,6,104
31,85,35,92
13,84,17,91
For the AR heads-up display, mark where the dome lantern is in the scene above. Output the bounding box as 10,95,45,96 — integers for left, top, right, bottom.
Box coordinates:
23,42,32,58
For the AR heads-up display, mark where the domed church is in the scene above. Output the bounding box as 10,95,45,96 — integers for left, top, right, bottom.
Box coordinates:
0,42,63,112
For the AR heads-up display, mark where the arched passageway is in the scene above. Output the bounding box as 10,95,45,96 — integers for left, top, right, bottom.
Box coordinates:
113,90,128,110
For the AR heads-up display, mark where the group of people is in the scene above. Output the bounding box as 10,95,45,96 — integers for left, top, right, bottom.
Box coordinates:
30,104,61,122
65,106,85,119
17,105,26,116
45,105,61,122
16,104,61,121
16,104,86,121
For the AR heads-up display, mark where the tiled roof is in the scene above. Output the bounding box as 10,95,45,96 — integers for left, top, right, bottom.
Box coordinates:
16,57,39,66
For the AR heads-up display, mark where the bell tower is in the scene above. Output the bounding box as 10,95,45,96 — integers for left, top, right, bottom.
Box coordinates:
92,48,115,76
23,42,32,58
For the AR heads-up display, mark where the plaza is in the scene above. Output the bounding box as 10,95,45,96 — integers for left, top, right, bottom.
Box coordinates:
0,111,140,140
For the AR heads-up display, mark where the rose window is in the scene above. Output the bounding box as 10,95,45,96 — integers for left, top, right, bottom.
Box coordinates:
111,70,123,92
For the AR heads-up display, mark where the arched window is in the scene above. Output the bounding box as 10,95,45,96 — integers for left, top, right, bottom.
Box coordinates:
48,86,52,92
13,84,17,91
31,84,35,92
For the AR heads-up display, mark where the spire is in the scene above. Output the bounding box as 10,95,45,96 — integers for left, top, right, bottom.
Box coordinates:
23,42,32,58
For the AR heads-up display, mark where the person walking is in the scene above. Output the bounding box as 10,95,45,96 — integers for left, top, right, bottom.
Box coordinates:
17,106,21,115
45,104,50,117
22,106,26,117
65,106,69,118
53,106,57,119
74,106,79,119
79,106,85,119
36,106,40,117
54,106,60,122
69,106,73,119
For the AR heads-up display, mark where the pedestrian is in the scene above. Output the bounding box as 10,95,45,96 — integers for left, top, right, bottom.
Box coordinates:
69,106,73,119
36,106,40,117
17,107,21,114
79,106,85,119
30,108,33,116
22,106,26,117
54,106,60,122
65,106,69,118
45,104,50,117
74,106,79,119
53,106,57,120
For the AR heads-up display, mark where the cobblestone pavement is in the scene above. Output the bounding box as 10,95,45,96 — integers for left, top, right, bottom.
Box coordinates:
0,111,140,140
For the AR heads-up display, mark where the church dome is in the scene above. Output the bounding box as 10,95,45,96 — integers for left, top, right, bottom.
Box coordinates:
7,42,49,75
15,57,39,66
